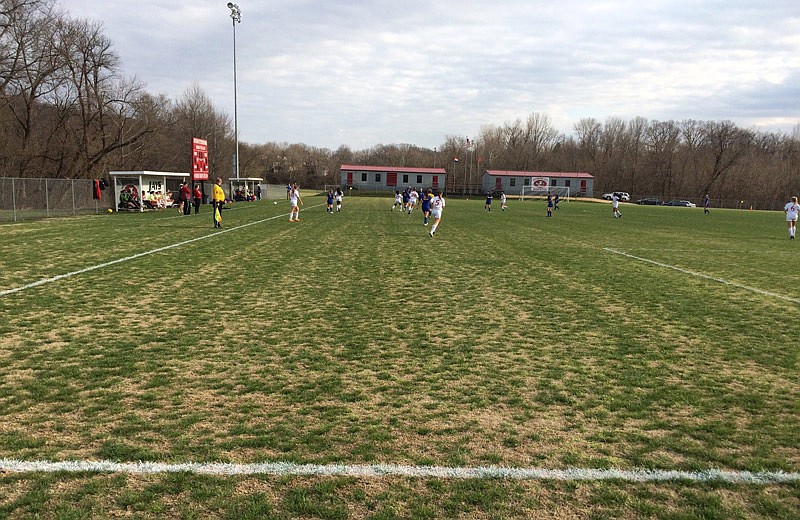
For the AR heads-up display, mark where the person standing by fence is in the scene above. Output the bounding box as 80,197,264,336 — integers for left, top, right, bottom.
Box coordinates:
192,184,202,214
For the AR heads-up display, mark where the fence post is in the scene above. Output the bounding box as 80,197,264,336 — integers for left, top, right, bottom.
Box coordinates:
12,177,17,222
45,178,50,218
71,179,76,215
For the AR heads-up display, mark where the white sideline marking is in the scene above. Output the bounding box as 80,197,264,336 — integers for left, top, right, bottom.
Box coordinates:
0,205,321,298
604,248,800,304
0,459,797,484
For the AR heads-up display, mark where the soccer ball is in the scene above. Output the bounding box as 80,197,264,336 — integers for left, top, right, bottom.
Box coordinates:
273,201,278,205
107,208,113,213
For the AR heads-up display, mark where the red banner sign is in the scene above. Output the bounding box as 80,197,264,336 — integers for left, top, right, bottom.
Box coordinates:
192,137,209,181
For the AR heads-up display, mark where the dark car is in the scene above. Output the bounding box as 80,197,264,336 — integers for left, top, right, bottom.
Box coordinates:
662,200,696,207
637,198,661,205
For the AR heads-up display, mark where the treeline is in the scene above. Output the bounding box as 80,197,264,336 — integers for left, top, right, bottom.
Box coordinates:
2,0,799,208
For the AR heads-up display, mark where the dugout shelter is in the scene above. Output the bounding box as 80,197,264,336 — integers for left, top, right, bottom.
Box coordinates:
110,171,191,212
229,177,263,201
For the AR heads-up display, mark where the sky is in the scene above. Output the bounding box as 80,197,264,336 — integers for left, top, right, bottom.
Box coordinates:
64,0,800,150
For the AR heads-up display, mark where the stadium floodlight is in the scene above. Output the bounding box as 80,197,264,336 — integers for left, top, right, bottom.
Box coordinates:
227,3,241,179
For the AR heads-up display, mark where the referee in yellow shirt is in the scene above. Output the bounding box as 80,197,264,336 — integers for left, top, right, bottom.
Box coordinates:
212,177,225,228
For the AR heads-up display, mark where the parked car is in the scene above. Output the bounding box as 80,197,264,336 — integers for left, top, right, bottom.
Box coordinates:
663,200,696,207
637,197,661,205
602,192,630,201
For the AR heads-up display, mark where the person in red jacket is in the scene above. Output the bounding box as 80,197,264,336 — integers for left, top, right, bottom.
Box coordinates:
192,184,202,214
180,182,191,215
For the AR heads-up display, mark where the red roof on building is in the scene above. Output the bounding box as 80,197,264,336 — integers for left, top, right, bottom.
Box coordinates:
485,170,593,179
341,164,446,174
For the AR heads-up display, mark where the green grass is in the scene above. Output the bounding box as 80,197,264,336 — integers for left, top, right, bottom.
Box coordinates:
0,196,798,518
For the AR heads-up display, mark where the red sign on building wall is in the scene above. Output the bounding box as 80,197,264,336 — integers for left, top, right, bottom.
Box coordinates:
192,138,209,181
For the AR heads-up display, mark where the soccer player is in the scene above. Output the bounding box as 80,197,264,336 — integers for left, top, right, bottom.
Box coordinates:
392,191,403,211
288,183,303,222
421,188,433,225
553,193,560,210
612,192,622,218
402,189,410,212
500,192,508,211
429,190,445,237
484,191,492,212
407,187,418,214
335,188,343,212
326,188,334,214
704,193,711,215
785,195,799,239
546,193,553,217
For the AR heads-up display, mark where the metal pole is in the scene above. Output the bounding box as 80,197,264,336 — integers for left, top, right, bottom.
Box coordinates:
227,3,241,180
12,177,17,222
71,179,76,215
45,178,50,218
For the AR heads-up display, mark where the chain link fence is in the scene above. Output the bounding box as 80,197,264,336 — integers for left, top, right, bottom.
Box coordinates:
0,178,110,223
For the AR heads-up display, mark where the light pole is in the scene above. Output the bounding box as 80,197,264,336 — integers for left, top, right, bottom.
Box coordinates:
227,2,241,179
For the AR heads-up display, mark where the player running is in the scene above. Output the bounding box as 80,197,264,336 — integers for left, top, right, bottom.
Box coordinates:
420,188,433,226
429,190,445,237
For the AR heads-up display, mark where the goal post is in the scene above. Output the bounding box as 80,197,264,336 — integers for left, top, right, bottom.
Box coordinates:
520,184,570,202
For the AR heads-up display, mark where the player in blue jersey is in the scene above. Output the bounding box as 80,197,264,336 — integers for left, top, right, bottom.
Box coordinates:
326,189,334,214
420,188,433,226
484,191,493,212
546,193,553,217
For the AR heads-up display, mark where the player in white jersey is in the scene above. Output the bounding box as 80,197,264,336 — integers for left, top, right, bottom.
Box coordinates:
288,183,303,222
335,188,343,212
612,193,622,218
500,192,508,211
784,196,799,239
428,191,445,237
407,188,419,214
392,191,403,211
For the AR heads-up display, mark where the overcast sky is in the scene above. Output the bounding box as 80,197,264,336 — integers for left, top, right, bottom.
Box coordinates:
64,0,800,150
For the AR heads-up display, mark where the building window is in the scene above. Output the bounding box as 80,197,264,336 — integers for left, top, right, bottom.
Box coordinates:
565,180,571,187
524,178,531,186
551,179,558,186
375,173,381,182
361,173,367,182
402,174,408,184
416,175,422,184
510,178,516,187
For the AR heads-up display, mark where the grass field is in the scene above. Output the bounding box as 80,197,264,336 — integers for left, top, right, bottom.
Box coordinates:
1,195,798,519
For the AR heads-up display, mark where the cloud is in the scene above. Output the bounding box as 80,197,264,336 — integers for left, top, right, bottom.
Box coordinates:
63,0,800,149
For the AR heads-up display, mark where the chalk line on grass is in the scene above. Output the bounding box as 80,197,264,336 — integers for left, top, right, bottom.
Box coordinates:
0,205,322,298
0,459,797,484
604,247,800,304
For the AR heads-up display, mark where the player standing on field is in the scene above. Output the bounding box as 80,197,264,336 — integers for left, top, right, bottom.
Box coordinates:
704,193,711,215
500,192,508,211
326,189,334,214
288,183,303,222
429,191,445,237
612,192,622,218
392,191,402,211
335,188,343,212
784,196,799,239
484,191,493,212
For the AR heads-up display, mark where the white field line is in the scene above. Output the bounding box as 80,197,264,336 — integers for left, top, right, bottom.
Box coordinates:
604,247,800,304
0,459,797,484
0,204,322,298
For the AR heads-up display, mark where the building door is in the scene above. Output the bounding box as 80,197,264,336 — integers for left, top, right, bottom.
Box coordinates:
495,177,502,191
387,172,397,186
346,172,353,186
